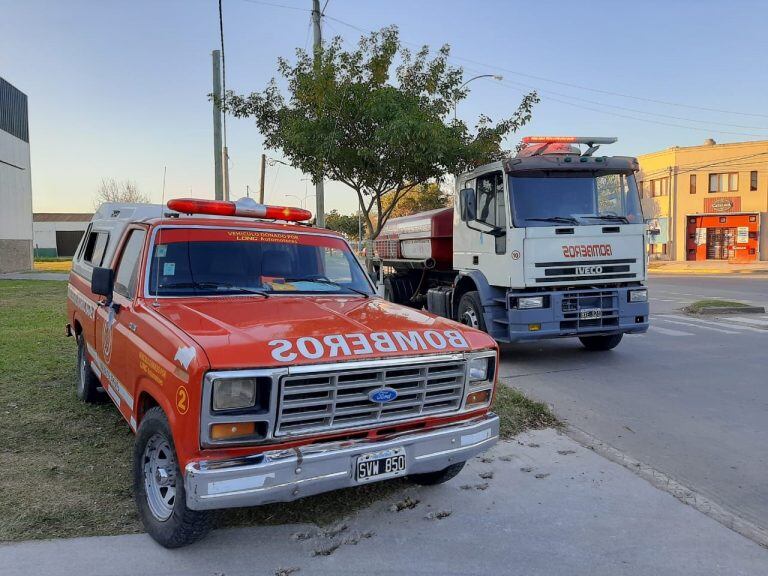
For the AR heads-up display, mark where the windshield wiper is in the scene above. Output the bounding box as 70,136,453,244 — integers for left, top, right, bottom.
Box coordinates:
160,281,270,298
283,277,370,298
582,215,630,223
525,216,579,225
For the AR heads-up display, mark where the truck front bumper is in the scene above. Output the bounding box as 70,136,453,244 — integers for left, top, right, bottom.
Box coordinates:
503,286,649,342
184,413,499,511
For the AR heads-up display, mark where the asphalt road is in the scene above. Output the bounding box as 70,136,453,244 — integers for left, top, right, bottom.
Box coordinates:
500,274,768,537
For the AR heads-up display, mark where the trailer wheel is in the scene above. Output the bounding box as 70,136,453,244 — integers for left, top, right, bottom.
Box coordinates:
134,407,212,548
579,333,623,351
76,333,104,403
409,462,466,486
457,291,486,331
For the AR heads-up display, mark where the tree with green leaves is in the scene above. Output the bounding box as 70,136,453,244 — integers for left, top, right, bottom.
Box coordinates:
225,25,537,243
382,182,452,219
325,209,360,239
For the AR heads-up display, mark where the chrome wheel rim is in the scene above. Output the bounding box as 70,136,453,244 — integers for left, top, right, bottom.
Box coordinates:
78,341,86,395
143,433,177,521
461,307,480,329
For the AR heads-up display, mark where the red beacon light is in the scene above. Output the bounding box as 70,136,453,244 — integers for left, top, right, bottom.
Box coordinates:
522,136,617,145
167,197,312,222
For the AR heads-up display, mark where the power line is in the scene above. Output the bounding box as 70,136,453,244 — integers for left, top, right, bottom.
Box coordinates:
239,0,309,12
323,13,768,121
219,0,227,145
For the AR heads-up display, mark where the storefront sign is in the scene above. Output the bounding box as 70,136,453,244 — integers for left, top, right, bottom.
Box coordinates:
737,226,749,244
704,197,740,213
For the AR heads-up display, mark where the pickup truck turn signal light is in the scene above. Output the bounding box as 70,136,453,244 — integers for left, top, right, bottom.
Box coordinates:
167,197,312,222
210,422,257,441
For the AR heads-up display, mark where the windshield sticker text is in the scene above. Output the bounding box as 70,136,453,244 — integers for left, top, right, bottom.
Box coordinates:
226,230,299,244
269,330,470,362
562,244,613,258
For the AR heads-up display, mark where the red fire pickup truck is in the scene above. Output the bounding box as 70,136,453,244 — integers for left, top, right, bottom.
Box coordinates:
66,197,500,547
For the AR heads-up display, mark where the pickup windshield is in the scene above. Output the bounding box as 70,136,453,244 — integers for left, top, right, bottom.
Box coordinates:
508,171,643,227
147,228,373,297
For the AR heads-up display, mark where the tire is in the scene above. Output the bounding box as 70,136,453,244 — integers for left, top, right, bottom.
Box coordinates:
409,462,466,486
457,291,487,332
76,333,104,403
134,407,212,548
579,333,623,351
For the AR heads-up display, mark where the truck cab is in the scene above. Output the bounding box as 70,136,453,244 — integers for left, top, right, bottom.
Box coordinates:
67,197,499,547
376,136,650,350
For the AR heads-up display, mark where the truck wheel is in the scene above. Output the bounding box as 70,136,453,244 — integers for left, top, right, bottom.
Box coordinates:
409,462,466,486
579,333,623,351
457,291,486,331
134,407,212,548
76,333,104,403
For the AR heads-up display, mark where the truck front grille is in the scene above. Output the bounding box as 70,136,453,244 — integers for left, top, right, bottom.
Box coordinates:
534,258,637,283
560,290,619,330
275,360,466,436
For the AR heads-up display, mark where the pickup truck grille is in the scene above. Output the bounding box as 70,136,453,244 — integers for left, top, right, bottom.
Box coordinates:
275,359,466,436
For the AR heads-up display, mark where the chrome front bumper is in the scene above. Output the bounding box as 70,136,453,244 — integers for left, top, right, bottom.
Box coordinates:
185,414,500,511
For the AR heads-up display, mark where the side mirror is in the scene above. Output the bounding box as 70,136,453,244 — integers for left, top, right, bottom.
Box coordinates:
459,188,476,222
91,267,114,299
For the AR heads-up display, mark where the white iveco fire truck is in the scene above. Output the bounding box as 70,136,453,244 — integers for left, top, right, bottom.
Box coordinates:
374,136,649,351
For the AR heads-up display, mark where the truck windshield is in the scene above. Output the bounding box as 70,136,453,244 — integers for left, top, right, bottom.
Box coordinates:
508,171,643,227
147,228,373,297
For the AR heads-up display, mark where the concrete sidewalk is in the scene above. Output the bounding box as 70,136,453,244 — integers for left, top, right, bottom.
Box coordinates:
0,271,68,281
649,260,768,275
3,429,766,576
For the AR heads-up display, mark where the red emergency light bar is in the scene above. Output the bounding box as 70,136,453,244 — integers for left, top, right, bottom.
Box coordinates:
522,136,617,145
167,198,312,222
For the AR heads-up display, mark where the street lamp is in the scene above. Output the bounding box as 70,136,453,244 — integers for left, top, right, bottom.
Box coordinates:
454,74,504,120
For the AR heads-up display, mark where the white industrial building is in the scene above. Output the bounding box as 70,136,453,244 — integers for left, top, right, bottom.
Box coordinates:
0,76,33,272
33,213,92,257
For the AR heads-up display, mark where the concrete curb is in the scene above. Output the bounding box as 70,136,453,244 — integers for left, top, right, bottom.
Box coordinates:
691,306,766,315
566,424,768,549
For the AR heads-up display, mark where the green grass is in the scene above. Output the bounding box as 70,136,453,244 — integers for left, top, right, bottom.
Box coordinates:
0,280,556,541
684,299,750,313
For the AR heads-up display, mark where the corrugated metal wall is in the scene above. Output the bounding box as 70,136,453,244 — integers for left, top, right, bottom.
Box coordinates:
0,77,29,143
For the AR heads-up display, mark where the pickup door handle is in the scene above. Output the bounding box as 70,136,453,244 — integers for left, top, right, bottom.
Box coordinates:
128,322,137,332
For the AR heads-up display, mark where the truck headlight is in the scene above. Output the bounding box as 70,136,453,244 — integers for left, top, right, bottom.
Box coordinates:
628,289,648,303
518,296,544,309
213,378,257,410
469,356,490,381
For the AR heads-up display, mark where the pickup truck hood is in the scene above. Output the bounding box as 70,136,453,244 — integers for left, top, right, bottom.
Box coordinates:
155,296,494,369
523,224,646,286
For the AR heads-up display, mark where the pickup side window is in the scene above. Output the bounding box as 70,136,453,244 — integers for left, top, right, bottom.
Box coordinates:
81,230,109,266
113,229,147,299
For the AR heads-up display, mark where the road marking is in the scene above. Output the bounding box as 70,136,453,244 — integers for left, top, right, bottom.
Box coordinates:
664,314,767,333
649,326,694,337
728,316,768,327
652,298,679,302
655,317,740,334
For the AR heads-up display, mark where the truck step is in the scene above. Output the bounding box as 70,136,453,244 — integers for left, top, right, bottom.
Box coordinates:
492,319,509,326
493,297,508,308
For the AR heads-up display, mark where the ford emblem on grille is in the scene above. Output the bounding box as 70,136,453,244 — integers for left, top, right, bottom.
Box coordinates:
369,387,398,403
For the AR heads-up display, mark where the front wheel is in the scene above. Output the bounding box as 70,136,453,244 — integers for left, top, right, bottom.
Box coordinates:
579,333,623,351
457,291,487,332
409,462,466,486
134,407,212,548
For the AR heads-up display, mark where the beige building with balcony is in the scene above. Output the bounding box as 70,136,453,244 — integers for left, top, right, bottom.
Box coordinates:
637,139,768,262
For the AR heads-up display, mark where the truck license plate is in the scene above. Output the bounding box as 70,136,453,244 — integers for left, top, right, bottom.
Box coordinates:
579,308,602,320
355,447,407,483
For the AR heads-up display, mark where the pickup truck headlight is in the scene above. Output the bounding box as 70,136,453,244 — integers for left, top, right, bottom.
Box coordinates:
628,289,648,303
213,378,257,410
518,296,544,309
469,356,490,381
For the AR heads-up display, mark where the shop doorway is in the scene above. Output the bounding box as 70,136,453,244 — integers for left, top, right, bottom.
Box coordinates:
705,227,735,260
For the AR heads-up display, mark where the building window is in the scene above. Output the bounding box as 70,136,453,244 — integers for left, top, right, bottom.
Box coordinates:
750,171,758,191
650,177,669,197
709,172,738,193
690,174,696,194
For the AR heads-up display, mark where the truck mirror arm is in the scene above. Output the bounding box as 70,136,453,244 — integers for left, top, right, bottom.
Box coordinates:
466,221,506,238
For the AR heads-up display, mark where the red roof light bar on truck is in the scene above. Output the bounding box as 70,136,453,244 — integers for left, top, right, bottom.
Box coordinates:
522,136,618,145
167,197,312,222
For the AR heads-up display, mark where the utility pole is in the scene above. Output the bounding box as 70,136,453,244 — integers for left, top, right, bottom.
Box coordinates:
259,153,266,204
212,50,224,201
312,0,325,227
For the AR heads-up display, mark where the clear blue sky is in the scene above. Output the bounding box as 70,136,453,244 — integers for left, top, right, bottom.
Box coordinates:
2,0,767,214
